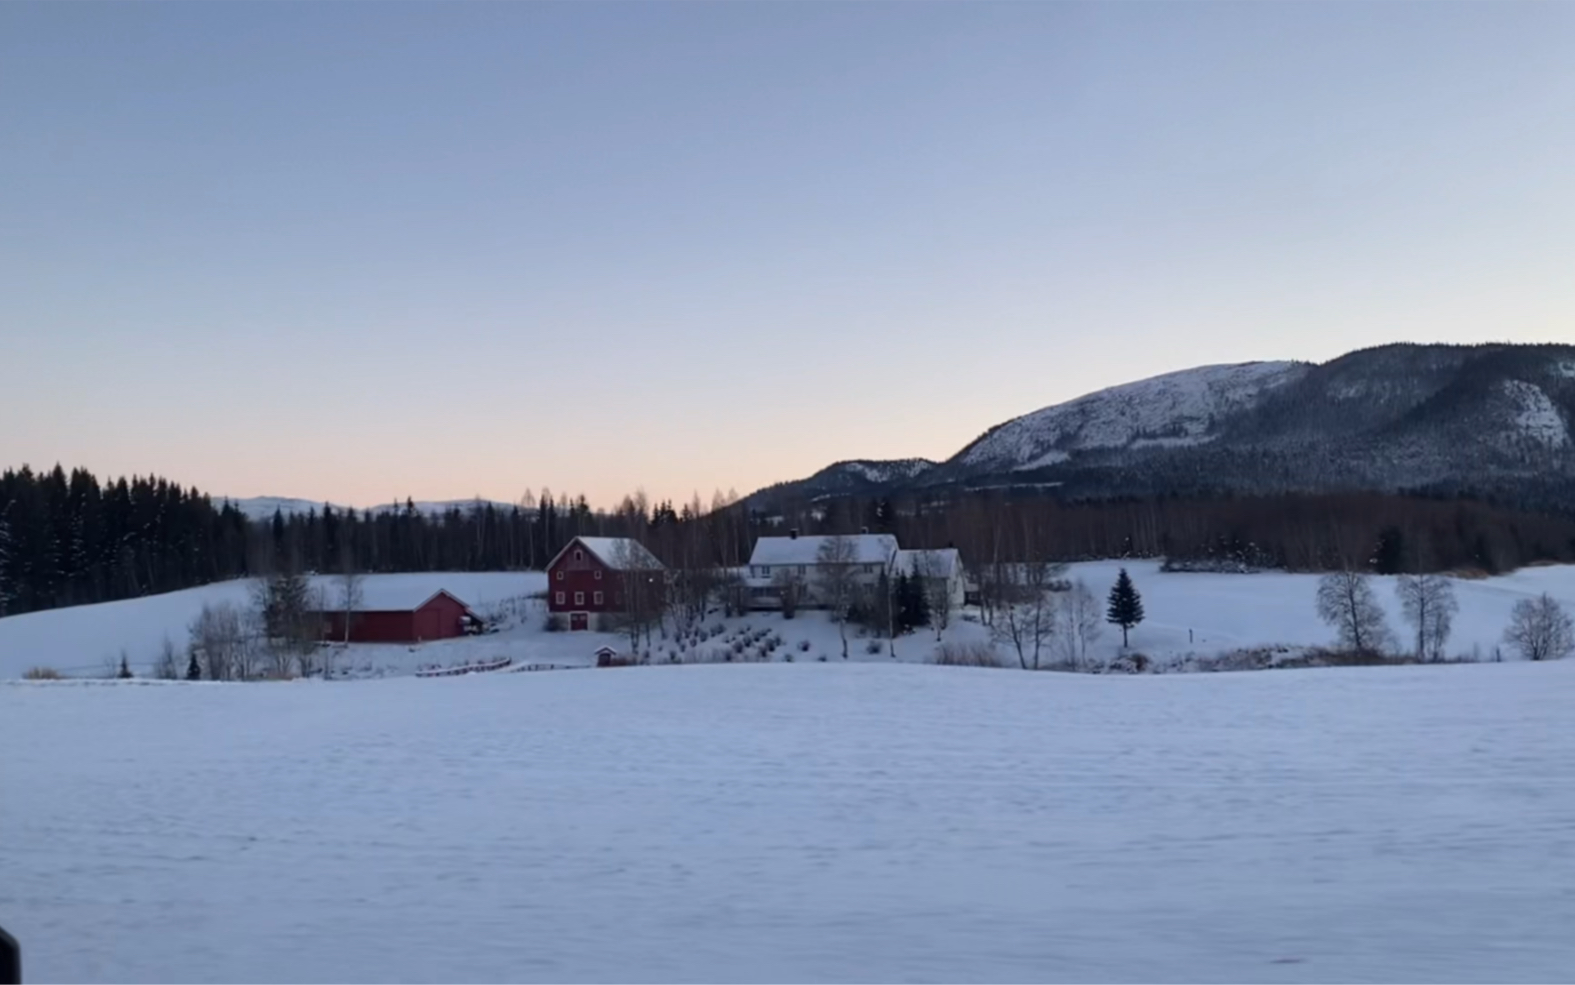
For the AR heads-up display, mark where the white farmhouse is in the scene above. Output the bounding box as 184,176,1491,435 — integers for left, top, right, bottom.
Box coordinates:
745,531,899,609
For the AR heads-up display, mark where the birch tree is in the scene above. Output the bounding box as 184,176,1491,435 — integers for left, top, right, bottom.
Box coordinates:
1053,579,1103,669
816,534,859,659
1395,574,1458,662
1316,570,1393,656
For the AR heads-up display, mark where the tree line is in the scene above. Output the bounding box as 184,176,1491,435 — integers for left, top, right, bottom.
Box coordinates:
6,461,1575,620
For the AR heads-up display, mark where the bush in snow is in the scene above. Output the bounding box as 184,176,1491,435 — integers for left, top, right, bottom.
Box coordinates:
931,642,1000,668
798,639,811,652
543,613,567,633
865,639,883,655
1503,593,1575,661
23,666,62,680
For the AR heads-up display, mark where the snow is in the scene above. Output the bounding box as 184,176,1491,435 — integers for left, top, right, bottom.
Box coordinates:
7,561,1575,681
749,533,899,567
6,659,1575,983
954,361,1309,473
1032,560,1575,667
0,572,541,679
1555,360,1575,379
831,459,936,484
567,536,664,570
1500,379,1570,448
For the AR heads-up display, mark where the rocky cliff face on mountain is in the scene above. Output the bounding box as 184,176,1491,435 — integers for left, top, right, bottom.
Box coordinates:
750,343,1575,509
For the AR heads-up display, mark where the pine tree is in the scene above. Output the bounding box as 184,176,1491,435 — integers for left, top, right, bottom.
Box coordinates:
117,653,133,679
186,646,202,681
1106,568,1145,647
1373,526,1405,575
0,507,13,617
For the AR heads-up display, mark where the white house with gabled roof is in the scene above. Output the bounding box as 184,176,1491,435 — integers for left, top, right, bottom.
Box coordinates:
745,531,900,609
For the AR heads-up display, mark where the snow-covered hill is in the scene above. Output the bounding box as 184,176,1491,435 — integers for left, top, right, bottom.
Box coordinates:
7,659,1575,982
748,342,1575,507
950,361,1308,473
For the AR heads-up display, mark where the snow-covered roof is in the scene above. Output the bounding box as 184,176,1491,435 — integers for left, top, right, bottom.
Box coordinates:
563,536,665,571
749,534,899,567
312,583,475,614
895,549,962,579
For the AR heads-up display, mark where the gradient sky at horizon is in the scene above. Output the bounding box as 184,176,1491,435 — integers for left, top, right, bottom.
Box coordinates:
3,3,1572,508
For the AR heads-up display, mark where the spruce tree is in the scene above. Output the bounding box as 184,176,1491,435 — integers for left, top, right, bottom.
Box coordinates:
186,647,202,681
117,653,133,679
1106,568,1145,648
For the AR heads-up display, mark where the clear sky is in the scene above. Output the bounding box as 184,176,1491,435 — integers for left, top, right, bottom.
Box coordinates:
3,3,1572,509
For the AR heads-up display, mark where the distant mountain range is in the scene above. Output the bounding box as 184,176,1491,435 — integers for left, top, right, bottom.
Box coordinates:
223,496,513,521
747,343,1575,510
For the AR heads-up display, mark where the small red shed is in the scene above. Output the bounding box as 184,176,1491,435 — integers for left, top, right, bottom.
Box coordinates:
546,536,665,630
314,587,479,644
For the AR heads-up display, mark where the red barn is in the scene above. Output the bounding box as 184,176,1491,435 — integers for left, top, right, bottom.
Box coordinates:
546,536,665,631
314,587,480,643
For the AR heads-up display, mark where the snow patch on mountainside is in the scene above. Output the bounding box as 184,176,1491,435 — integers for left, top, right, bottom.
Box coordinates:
954,361,1308,473
836,459,935,485
1502,380,1569,448
1554,360,1575,380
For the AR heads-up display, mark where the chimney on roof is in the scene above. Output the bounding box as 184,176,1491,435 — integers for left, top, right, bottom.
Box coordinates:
789,528,798,539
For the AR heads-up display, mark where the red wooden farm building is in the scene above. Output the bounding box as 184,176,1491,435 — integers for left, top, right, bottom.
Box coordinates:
313,587,480,643
546,536,666,630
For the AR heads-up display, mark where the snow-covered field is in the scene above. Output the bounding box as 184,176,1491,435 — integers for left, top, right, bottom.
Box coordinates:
6,659,1575,983
3,562,1571,681
0,572,543,679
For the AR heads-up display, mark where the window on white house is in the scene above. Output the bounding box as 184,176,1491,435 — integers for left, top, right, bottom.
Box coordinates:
594,570,602,580
594,591,603,605
575,592,585,605
555,591,565,605
760,565,771,576
797,565,806,576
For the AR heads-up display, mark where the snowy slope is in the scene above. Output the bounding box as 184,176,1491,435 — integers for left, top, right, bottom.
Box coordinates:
1500,380,1570,448
950,361,1308,473
0,572,543,678
6,660,1575,983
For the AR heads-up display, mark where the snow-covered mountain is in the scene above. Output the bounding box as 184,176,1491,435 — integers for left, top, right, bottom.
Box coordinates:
750,343,1575,508
950,361,1309,473
224,497,513,521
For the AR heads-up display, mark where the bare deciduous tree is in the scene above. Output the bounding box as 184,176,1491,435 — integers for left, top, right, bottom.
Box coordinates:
913,551,954,640
772,568,805,619
815,534,859,659
330,560,365,680
1053,579,1103,670
613,539,665,652
1503,593,1575,662
1396,574,1458,662
154,635,180,680
1316,570,1393,656
189,601,247,681
991,560,1062,670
